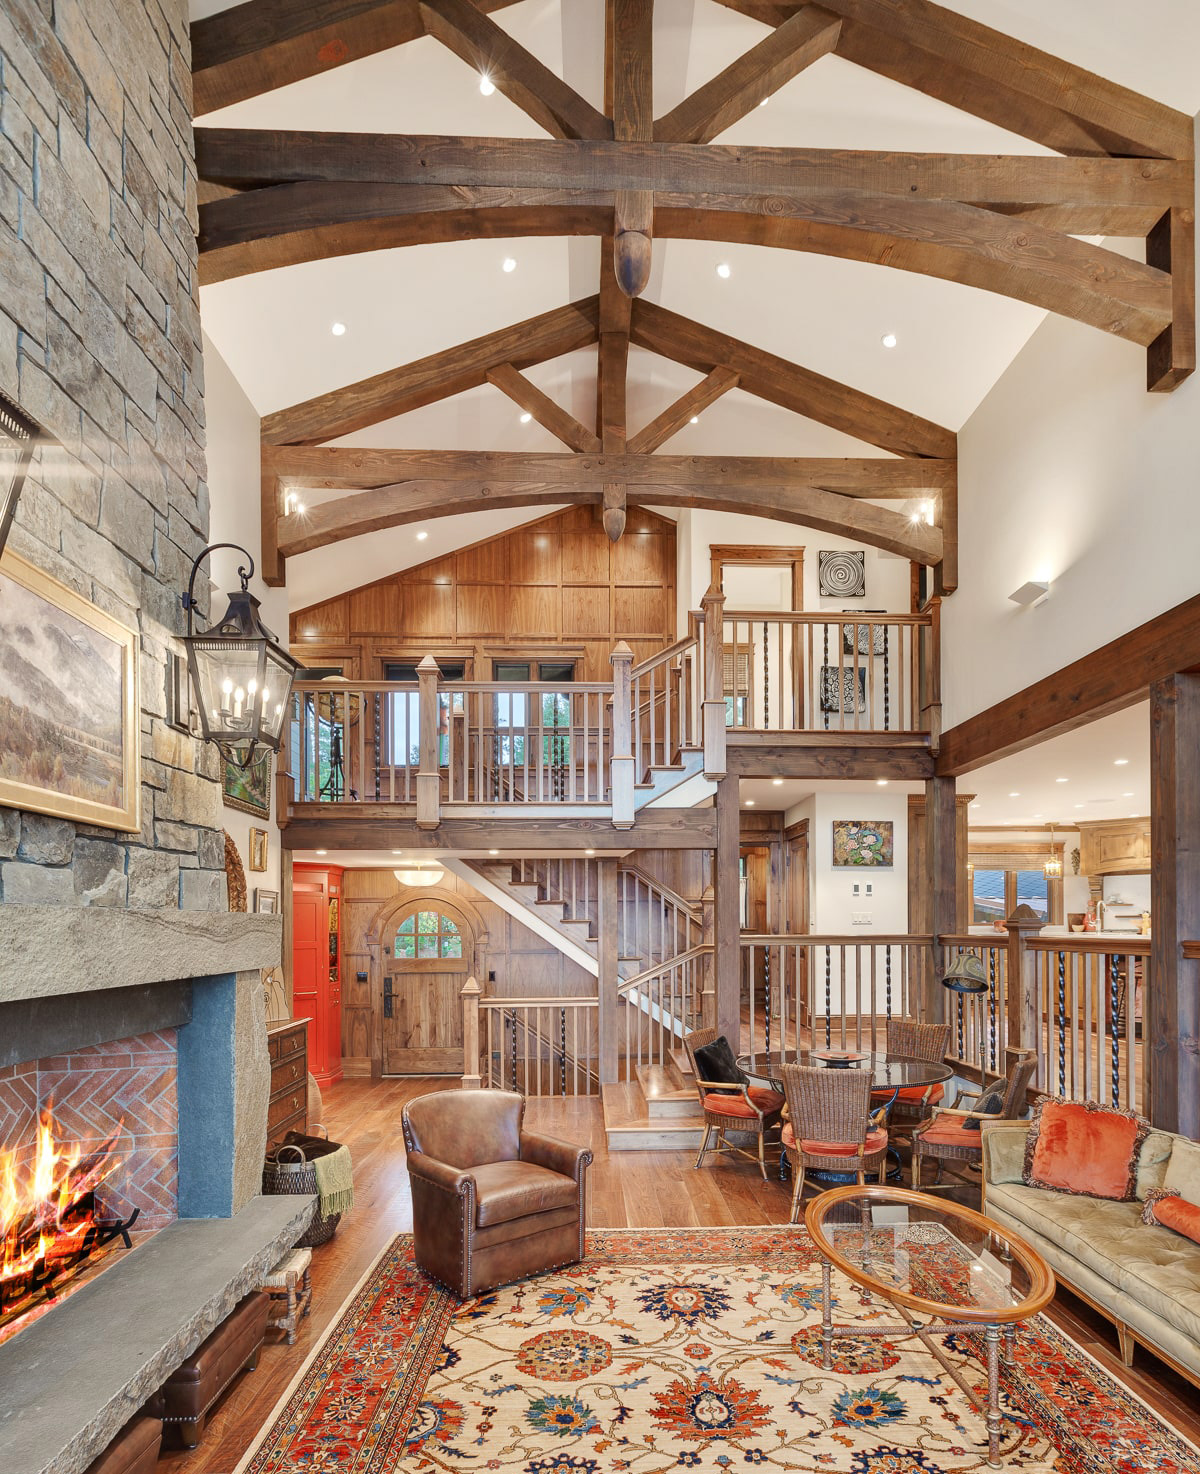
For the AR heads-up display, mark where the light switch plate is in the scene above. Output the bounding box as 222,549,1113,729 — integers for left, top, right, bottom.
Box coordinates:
852,911,871,926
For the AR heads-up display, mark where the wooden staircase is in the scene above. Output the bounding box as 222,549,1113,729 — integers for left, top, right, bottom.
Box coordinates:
601,1051,708,1150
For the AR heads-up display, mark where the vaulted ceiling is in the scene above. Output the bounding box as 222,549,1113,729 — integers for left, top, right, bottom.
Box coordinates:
189,0,1200,608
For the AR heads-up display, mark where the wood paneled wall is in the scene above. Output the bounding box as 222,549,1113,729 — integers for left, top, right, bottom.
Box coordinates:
290,505,676,680
339,867,597,1077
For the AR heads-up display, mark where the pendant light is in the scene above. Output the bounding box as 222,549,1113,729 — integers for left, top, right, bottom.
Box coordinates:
1044,821,1063,879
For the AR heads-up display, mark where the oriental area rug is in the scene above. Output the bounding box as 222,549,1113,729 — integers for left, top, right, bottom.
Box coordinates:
238,1227,1199,1474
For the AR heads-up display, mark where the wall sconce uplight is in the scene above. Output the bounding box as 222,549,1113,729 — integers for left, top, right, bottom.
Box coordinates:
1008,579,1049,607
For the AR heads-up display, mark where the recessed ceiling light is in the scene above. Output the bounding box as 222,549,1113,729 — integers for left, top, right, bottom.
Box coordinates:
1122,791,1134,797
416,530,428,541
392,850,404,855
330,321,346,336
1114,758,1129,765
877,778,888,786
502,256,516,272
585,848,595,856
744,798,755,806
759,97,768,107
690,416,699,425
488,848,500,856
716,262,731,279
1008,791,1020,798
315,849,328,856
772,777,784,786
1055,777,1068,783
520,412,532,424
1074,803,1084,809
480,74,496,96
881,332,898,349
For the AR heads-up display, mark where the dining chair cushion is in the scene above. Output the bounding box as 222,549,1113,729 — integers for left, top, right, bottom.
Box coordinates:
702,1087,783,1118
693,1035,747,1086
782,1123,887,1157
917,1118,986,1150
872,1082,944,1105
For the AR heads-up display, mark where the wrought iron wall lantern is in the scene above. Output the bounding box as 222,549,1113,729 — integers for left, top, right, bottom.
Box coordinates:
0,391,44,560
941,951,989,995
179,542,300,767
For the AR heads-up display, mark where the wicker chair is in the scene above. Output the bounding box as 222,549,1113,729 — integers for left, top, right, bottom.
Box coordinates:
912,1051,1038,1190
684,1027,784,1181
871,1019,952,1134
781,1064,889,1222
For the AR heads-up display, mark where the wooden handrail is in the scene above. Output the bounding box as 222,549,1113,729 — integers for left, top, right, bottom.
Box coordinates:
618,862,704,924
481,995,598,1008
741,933,933,947
630,631,699,680
617,942,712,995
1026,934,1151,956
723,610,932,627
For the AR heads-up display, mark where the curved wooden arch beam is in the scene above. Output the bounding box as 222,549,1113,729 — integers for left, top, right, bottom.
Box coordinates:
275,474,944,564
199,190,1171,348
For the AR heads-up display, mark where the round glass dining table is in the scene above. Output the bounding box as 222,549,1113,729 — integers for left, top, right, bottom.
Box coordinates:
736,1049,953,1095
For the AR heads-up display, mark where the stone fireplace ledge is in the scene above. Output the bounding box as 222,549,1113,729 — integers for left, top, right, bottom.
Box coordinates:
0,1193,315,1474
0,906,282,1004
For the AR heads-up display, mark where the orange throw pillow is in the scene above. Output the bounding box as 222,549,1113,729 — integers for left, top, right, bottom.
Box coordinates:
1143,1190,1200,1245
1023,1098,1148,1202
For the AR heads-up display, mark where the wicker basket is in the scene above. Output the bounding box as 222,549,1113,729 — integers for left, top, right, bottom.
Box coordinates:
262,1136,344,1247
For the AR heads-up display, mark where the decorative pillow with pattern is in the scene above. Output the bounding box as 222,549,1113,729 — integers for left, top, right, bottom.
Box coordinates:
1023,1097,1150,1202
1142,1188,1200,1246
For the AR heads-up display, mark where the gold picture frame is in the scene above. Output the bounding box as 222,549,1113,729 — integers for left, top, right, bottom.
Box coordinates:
0,550,140,832
249,826,268,872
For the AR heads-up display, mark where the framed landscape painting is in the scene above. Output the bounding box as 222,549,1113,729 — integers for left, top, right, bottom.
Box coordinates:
832,819,894,868
223,745,272,819
0,551,140,831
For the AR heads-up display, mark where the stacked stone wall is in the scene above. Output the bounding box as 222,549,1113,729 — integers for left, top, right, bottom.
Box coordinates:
0,0,225,910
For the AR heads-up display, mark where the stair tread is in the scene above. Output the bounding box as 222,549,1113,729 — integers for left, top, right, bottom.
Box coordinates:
635,1061,694,1105
601,1082,707,1136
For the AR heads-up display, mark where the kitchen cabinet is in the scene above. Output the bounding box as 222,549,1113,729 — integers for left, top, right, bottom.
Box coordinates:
1078,818,1151,879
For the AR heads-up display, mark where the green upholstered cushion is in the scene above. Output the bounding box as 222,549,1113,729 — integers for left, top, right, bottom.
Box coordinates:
1136,1130,1178,1200
1164,1137,1200,1208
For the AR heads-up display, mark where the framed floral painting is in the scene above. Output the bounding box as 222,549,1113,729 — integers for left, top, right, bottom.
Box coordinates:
832,819,893,868
223,746,272,819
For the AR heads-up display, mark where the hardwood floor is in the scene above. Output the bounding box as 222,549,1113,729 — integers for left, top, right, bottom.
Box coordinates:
161,1077,1200,1471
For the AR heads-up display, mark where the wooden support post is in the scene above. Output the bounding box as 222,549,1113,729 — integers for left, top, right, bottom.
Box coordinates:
700,884,717,1030
261,448,284,587
609,640,635,828
1005,905,1044,1080
714,773,741,1049
700,581,727,780
608,0,654,298
1146,204,1196,393
925,774,956,1025
416,654,441,830
598,858,620,1084
1150,674,1200,1135
460,975,482,1089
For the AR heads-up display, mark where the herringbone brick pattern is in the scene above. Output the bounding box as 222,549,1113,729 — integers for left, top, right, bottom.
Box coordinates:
0,1031,178,1230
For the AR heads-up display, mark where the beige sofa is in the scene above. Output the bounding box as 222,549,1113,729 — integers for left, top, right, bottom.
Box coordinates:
981,1121,1200,1387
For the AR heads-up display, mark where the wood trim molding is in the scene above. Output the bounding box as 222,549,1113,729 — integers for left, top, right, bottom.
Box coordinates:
711,544,805,607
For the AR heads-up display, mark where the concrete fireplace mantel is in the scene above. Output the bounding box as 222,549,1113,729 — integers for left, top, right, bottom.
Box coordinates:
0,906,282,1004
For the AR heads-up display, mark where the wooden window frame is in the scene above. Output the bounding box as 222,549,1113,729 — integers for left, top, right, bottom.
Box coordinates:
710,544,804,609
968,841,1065,926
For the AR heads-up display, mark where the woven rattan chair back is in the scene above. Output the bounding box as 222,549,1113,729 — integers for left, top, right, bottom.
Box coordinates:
782,1064,872,1150
1000,1051,1038,1118
684,1027,721,1105
886,1018,951,1064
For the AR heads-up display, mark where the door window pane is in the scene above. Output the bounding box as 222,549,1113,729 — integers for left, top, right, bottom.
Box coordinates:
393,911,465,960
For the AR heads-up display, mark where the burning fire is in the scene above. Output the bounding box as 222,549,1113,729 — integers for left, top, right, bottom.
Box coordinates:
1,1105,124,1286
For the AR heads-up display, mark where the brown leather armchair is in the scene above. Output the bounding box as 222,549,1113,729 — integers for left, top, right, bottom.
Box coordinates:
401,1089,592,1298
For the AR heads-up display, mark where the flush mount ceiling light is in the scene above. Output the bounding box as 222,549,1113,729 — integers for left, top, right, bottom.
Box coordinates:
502,256,516,272
180,543,300,769
479,74,496,96
881,332,898,349
394,862,446,887
716,262,731,279
1009,579,1050,606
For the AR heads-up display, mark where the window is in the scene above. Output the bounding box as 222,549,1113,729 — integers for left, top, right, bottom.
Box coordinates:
393,910,463,960
971,863,1054,924
492,661,574,766
383,661,466,766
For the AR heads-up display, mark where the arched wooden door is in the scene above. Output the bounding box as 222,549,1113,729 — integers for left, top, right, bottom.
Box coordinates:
383,901,472,1075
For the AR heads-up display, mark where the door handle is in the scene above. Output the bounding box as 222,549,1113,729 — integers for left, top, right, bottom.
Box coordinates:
384,978,394,1019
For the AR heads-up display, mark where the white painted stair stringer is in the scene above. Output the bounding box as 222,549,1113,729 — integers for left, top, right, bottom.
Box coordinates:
443,857,599,976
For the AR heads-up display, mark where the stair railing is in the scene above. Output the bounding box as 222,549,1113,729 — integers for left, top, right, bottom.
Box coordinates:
628,614,703,780
618,943,712,1072
478,994,600,1096
617,863,703,970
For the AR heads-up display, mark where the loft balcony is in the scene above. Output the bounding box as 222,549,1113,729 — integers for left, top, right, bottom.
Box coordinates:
278,594,939,848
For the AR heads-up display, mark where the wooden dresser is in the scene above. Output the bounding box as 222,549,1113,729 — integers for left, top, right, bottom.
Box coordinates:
266,1019,309,1147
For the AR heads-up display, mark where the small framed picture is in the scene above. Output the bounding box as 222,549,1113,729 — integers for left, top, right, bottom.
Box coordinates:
249,827,268,872
254,888,279,914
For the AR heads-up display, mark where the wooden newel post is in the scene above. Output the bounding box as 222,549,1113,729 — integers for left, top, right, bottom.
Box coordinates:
610,640,635,830
1005,904,1043,1076
700,582,726,781
460,975,482,1089
416,654,441,830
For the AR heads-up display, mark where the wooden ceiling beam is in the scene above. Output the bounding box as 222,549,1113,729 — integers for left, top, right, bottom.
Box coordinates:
261,296,600,446
609,0,654,299
190,0,522,116
273,468,946,563
631,298,952,458
195,131,1189,220
418,0,611,140
711,0,1194,159
654,6,841,144
627,366,740,453
199,192,1174,352
485,364,602,452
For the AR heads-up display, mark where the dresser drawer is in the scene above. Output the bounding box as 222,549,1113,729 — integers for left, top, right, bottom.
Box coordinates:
268,1086,307,1137
270,1052,306,1094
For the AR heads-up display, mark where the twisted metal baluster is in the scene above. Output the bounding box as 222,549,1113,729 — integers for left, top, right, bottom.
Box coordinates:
883,624,890,731
822,623,830,731
512,1012,518,1093
956,946,965,1060
988,949,997,1073
560,1007,567,1097
764,944,771,1056
763,619,770,729
885,946,893,1020
1057,950,1067,1097
825,946,832,1047
1109,952,1121,1109
373,693,382,801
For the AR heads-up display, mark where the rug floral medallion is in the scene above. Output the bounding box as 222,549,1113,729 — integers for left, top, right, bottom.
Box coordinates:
241,1227,1199,1474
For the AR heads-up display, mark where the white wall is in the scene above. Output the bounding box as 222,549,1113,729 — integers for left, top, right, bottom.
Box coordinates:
203,334,286,905
941,147,1200,728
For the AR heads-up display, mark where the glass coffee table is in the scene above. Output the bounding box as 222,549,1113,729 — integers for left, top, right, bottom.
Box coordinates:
804,1185,1055,1468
